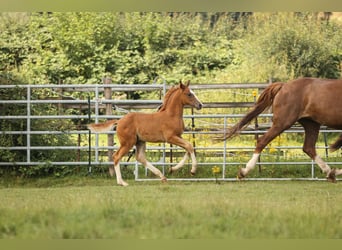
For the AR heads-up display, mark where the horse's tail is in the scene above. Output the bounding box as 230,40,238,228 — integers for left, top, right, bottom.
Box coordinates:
87,119,119,133
330,134,342,152
222,82,284,141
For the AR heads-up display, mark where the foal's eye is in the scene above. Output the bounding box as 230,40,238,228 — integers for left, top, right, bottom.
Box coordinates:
187,93,192,97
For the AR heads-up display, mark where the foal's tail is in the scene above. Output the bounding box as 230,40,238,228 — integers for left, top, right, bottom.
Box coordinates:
221,82,284,141
87,120,119,133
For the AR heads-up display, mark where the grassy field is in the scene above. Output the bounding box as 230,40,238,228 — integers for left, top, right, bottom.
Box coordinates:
0,177,341,239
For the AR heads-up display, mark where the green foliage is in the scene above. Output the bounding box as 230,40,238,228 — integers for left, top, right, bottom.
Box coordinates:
2,12,340,84
225,13,342,82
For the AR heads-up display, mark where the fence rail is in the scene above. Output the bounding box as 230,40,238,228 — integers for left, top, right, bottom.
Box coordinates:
1,79,341,181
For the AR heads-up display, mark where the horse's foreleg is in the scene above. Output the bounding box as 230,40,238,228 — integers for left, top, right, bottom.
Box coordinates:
136,142,167,182
300,119,336,182
167,136,197,175
189,151,197,175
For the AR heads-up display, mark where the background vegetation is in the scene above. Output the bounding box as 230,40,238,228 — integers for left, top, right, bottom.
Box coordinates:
1,12,341,84
1,12,341,178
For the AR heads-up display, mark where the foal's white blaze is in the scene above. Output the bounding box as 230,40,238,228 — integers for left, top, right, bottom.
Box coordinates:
190,89,203,108
241,153,260,176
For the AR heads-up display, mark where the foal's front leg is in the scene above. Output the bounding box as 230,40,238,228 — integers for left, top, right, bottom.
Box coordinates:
167,136,197,175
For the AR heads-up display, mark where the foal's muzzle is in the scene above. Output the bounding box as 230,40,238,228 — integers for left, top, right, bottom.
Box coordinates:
196,103,203,110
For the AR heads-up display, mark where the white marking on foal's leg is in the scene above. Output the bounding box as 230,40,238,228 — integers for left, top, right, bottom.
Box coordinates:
190,152,197,174
314,155,331,176
114,164,128,186
145,161,167,181
240,153,260,176
170,153,189,171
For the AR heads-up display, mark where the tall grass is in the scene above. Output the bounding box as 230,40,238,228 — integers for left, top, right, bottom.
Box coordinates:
0,180,341,238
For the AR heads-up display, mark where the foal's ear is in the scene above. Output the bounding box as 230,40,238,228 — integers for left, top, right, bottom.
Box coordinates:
179,80,190,89
179,80,185,89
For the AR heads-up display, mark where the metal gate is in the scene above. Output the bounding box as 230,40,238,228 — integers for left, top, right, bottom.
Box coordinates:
1,80,341,181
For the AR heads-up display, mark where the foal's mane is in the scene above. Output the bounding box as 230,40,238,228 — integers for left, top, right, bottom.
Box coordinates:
158,85,181,112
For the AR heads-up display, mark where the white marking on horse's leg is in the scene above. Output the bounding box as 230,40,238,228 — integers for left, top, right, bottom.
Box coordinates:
114,163,128,186
145,161,167,181
241,153,260,176
314,155,331,176
189,152,197,174
170,153,189,171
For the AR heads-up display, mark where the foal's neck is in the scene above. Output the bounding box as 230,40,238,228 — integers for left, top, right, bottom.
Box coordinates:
164,93,184,118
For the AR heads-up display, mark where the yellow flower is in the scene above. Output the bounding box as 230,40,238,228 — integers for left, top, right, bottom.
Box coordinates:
212,166,221,174
269,147,277,154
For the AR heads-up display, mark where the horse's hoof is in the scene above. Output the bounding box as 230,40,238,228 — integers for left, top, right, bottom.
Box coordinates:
237,168,245,180
327,169,337,183
190,171,196,176
161,177,167,183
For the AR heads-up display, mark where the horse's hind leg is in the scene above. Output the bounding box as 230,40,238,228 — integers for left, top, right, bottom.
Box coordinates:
112,145,131,186
239,124,290,178
299,119,337,182
169,152,189,174
135,141,167,182
167,136,197,175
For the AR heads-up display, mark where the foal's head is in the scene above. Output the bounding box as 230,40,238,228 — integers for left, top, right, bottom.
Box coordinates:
179,80,203,110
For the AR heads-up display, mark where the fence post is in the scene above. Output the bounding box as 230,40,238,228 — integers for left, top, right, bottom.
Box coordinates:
104,77,113,162
57,79,63,115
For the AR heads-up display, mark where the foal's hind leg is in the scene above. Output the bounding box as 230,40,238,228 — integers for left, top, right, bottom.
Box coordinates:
167,136,197,175
300,119,337,182
112,145,131,186
135,141,167,182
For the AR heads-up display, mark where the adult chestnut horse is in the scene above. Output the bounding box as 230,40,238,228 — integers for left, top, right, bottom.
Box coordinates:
88,81,203,186
223,77,342,182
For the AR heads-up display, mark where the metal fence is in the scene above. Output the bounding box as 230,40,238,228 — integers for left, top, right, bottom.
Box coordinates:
1,79,341,181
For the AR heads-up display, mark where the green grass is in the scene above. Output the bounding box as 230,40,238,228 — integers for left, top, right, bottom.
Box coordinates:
0,177,341,239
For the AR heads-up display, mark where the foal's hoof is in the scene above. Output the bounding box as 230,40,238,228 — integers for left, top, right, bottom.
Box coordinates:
237,168,245,180
327,169,337,183
190,171,196,176
161,177,168,183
